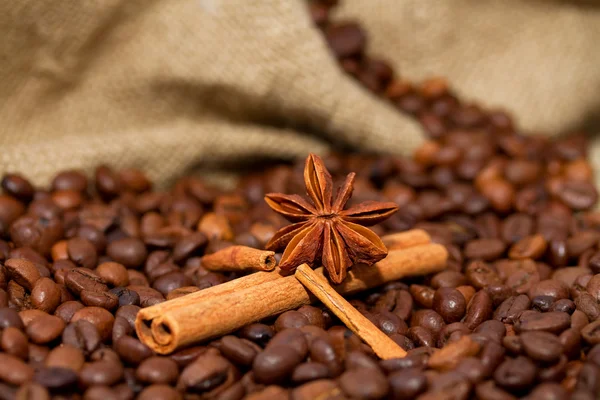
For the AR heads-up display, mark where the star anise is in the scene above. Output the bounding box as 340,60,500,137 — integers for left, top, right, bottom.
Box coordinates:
264,153,399,284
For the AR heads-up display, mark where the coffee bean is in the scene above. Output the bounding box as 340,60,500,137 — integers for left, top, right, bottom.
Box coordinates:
520,331,562,363
136,356,179,384
0,307,24,329
0,353,34,385
581,320,600,345
428,336,481,371
80,360,125,387
575,293,600,320
110,287,140,306
30,277,61,313
80,290,119,310
54,300,84,323
410,284,435,308
410,310,445,335
114,336,153,365
465,290,493,330
388,368,427,399
297,305,326,329
508,234,547,260
253,345,305,384
107,238,148,268
138,384,183,400
515,311,571,334
65,268,108,295
96,262,129,287
26,315,65,344
71,306,114,341
494,294,531,324
177,354,235,395
493,356,537,392
433,287,466,323
266,328,308,357
1,326,28,360
221,335,260,367
339,368,389,399
464,239,506,261
240,324,274,348
15,382,50,400
34,366,78,391
5,258,41,291
291,363,330,383
465,261,502,289
529,279,569,301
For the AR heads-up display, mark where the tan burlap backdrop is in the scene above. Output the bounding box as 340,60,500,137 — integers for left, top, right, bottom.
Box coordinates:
0,0,599,188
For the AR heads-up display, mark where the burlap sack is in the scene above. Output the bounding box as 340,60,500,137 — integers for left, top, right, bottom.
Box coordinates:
0,0,599,189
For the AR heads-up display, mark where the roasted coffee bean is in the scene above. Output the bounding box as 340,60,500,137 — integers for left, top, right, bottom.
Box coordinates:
107,238,148,268
465,290,493,330
433,287,466,323
465,261,502,289
0,307,24,329
1,326,28,360
493,356,537,392
575,292,600,320
464,239,506,261
177,354,235,395
135,356,179,384
26,315,65,344
96,261,129,287
80,360,125,387
266,328,308,357
65,268,108,295
515,311,571,334
339,368,389,399
80,290,119,310
520,331,562,363
5,258,41,291
71,306,114,342
0,353,34,385
114,336,153,365
253,345,305,385
581,320,600,345
221,335,260,366
291,362,330,383
34,366,78,391
110,287,140,306
239,324,274,348
508,234,547,260
62,319,101,355
410,310,445,335
45,345,85,372
54,300,85,323
138,384,183,400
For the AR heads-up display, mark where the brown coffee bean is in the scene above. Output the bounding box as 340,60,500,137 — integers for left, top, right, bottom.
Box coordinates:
54,300,85,323
297,305,326,329
581,320,600,345
465,290,493,330
464,239,506,261
45,345,85,372
135,356,179,384
2,174,34,202
388,368,428,399
575,293,600,321
65,268,108,295
430,270,468,288
80,360,125,387
339,368,389,399
30,277,61,313
556,181,597,210
26,315,65,344
266,328,308,357
138,384,183,400
71,306,115,342
433,287,466,323
107,237,148,268
529,279,570,301
114,336,153,365
410,310,446,335
240,323,274,348
0,307,24,330
80,290,119,310
0,353,34,385
508,234,547,260
15,382,50,400
1,326,29,360
35,367,78,392
515,311,571,334
253,345,305,384
466,261,502,289
502,213,534,244
177,354,235,395
520,331,562,363
5,258,41,291
494,356,537,392
409,284,435,308
96,261,129,287
221,335,260,367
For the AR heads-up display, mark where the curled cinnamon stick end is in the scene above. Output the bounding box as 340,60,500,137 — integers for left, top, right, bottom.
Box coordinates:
202,245,277,272
295,264,407,360
381,229,430,251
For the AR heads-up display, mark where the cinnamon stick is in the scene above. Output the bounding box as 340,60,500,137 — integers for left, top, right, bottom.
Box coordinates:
381,229,430,250
136,243,447,354
295,264,407,359
202,245,276,272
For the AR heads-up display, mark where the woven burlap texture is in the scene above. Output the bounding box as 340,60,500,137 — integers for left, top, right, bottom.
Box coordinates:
0,0,598,188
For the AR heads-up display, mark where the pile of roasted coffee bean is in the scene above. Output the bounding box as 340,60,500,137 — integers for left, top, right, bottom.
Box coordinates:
0,4,599,400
